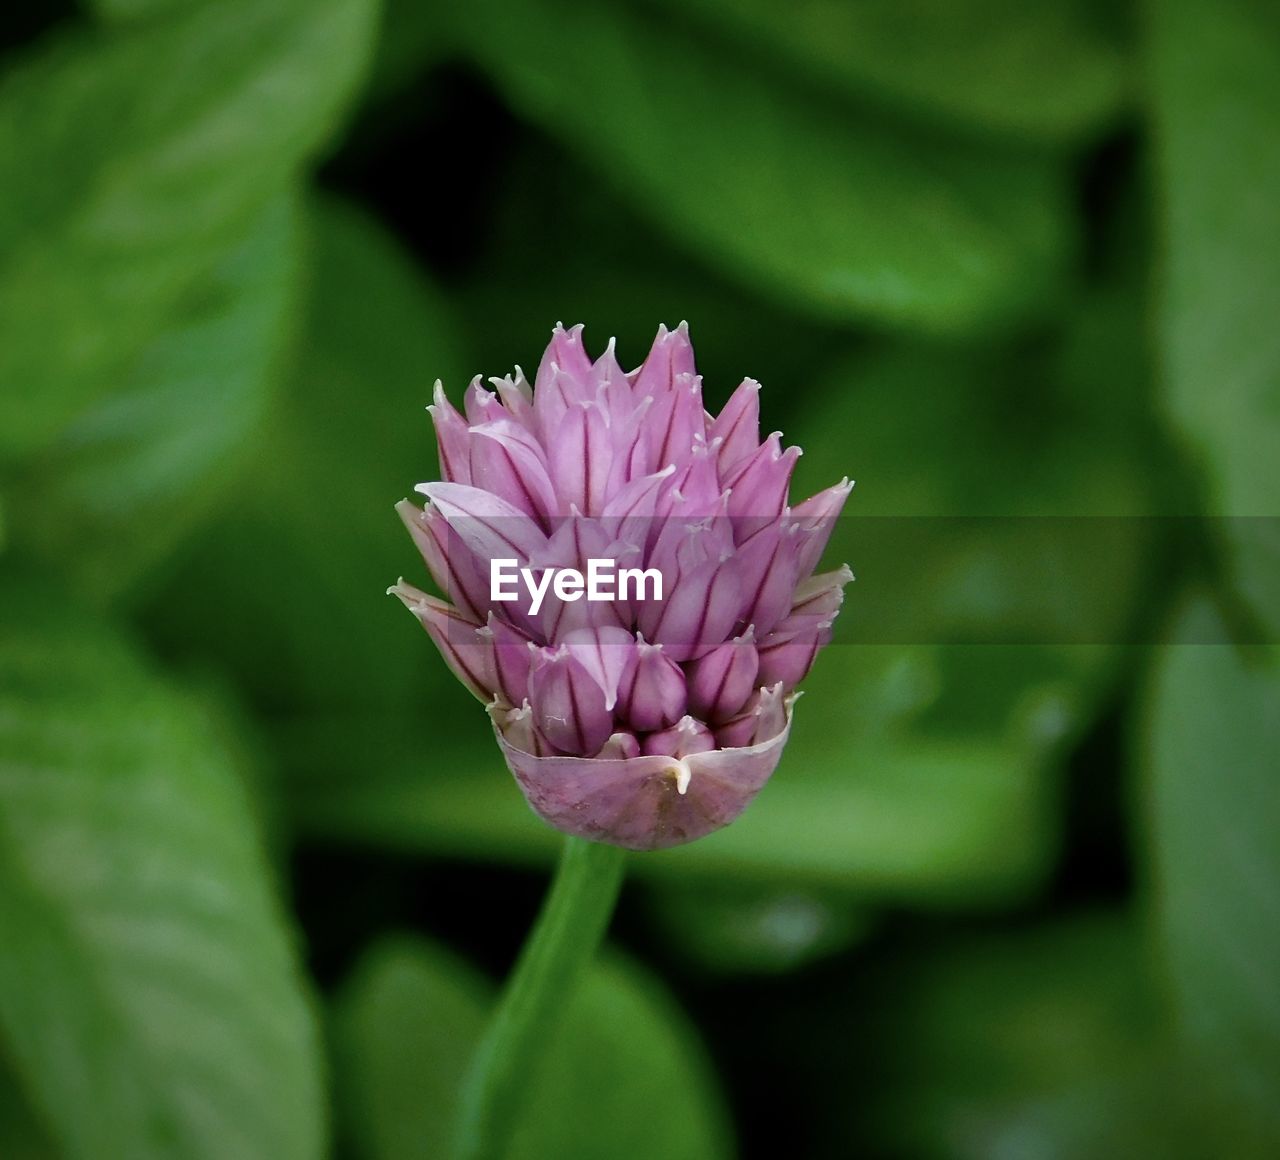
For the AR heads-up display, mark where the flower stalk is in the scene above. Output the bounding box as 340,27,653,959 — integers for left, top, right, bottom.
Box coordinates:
452,836,627,1160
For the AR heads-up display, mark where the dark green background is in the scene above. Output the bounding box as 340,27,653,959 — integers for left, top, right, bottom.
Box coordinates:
1,1,1277,1157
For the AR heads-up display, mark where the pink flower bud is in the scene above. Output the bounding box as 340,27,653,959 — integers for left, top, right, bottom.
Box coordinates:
395,323,851,849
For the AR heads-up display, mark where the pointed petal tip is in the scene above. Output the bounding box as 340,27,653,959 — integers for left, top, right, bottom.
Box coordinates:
387,578,428,609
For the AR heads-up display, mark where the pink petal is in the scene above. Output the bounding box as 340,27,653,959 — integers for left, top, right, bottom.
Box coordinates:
493,694,796,850
642,715,716,758
709,377,761,473
463,376,505,425
646,373,706,470
791,477,854,578
468,418,560,529
686,627,760,722
416,481,548,563
631,321,696,402
527,644,614,756
550,401,613,516
616,636,687,731
427,380,472,485
396,499,489,622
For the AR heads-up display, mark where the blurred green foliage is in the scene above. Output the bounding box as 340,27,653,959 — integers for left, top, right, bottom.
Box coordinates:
1,0,1277,1158
331,939,731,1159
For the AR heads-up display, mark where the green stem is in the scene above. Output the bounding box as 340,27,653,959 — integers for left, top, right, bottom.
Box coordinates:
452,836,627,1160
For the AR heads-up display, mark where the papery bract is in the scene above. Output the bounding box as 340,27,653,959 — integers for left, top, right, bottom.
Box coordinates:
393,322,851,850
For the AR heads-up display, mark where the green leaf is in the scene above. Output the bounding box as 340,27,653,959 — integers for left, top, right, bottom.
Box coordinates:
6,191,301,604
650,0,1127,143
1150,0,1280,636
332,936,732,1160
87,0,188,21
639,882,875,975
139,193,465,712
362,0,450,107
330,937,488,1160
447,0,1074,333
0,1056,57,1160
1142,597,1280,1148
0,579,325,1160
0,0,378,462
792,341,1154,660
838,915,1235,1158
456,141,838,423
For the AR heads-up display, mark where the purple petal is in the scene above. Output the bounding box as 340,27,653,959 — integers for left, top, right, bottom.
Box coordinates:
637,555,742,662
642,715,716,759
483,613,534,707
396,500,489,622
647,511,733,592
534,322,592,392
527,644,614,756
714,710,758,749
631,321,696,402
658,436,723,519
791,477,854,578
685,627,760,722
756,621,832,689
616,636,687,731
530,517,632,639
489,699,551,756
599,730,642,760
560,625,634,711
601,465,676,548
416,481,548,563
587,336,630,412
753,682,789,744
492,695,796,851
550,401,613,516
468,418,559,529
619,396,658,482
709,377,761,473
646,373,706,470
463,376,505,425
534,325,594,432
427,380,472,485
491,369,539,437
733,521,805,636
725,432,801,536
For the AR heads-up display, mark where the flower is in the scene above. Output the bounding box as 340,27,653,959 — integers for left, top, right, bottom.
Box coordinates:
392,323,852,851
